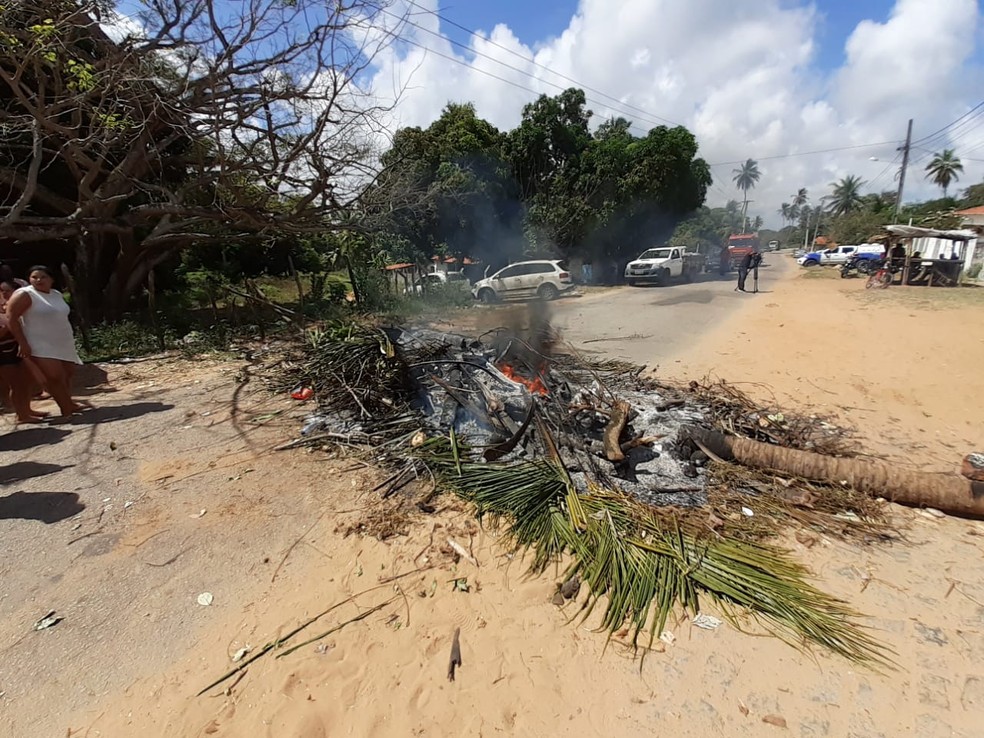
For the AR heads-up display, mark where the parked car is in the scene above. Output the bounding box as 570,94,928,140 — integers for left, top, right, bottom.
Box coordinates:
624,247,705,286
797,244,883,267
405,271,470,295
471,260,573,303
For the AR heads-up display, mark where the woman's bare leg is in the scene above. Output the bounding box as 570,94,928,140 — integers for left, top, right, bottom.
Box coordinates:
33,357,82,417
0,364,40,421
0,373,11,411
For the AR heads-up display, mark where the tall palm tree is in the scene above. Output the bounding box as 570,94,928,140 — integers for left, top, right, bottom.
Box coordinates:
732,159,760,230
925,149,964,198
827,176,865,216
790,187,808,221
779,202,791,227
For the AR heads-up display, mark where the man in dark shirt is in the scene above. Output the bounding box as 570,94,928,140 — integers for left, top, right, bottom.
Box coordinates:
736,249,761,292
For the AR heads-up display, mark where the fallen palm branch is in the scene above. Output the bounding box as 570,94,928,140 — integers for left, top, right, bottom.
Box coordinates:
416,437,891,667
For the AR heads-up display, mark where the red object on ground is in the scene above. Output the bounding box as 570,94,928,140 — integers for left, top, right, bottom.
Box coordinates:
291,387,314,401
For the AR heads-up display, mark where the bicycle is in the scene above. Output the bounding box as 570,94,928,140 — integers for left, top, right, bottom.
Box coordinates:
865,260,895,289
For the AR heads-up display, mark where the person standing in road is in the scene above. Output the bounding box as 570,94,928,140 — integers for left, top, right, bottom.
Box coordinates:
736,248,762,293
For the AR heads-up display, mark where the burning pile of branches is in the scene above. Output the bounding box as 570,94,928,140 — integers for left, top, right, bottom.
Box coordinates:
274,318,893,666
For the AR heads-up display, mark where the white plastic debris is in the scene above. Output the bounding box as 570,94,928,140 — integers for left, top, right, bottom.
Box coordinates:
190,509,207,519
741,506,754,517
922,508,946,519
123,501,134,509
231,646,250,662
692,613,722,630
197,592,214,607
34,611,62,631
659,630,676,645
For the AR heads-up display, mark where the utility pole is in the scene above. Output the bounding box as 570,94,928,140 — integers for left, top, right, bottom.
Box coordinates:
894,118,913,222
802,208,811,250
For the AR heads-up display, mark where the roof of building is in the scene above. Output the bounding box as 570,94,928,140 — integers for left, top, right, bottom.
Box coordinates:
884,225,977,241
954,205,984,216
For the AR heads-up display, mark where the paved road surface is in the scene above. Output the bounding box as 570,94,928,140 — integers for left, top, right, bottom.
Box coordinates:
549,255,790,367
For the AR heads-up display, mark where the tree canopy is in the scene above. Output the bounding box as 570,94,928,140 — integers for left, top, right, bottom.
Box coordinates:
0,0,421,319
827,175,866,216
381,88,711,269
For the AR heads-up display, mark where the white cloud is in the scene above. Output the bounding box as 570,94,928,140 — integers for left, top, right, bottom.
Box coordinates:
366,0,984,227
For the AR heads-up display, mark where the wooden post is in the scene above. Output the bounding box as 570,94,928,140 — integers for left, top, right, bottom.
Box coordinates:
147,269,165,351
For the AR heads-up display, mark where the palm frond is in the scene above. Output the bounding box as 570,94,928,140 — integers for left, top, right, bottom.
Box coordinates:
418,437,891,668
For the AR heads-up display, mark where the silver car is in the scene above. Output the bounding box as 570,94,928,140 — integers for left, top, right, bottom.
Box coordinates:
471,260,573,303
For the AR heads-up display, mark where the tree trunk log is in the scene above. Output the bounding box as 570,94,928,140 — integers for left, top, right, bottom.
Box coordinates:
603,400,631,462
685,427,984,519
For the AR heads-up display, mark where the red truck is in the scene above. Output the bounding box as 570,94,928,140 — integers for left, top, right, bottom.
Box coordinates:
725,233,761,270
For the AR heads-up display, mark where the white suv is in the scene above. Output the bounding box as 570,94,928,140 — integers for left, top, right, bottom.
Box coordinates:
472,260,573,303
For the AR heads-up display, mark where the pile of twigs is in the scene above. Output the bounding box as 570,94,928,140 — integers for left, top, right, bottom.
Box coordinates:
272,321,893,667
668,378,857,456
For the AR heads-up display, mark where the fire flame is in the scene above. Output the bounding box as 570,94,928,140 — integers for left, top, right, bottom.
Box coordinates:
499,363,548,395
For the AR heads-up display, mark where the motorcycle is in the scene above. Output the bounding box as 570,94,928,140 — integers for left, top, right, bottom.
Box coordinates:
840,255,879,278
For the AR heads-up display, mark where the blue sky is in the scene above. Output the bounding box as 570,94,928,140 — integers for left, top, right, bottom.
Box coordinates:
107,0,984,218
438,0,901,72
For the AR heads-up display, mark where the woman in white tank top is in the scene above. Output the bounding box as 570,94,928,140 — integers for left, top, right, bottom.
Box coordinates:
6,266,86,418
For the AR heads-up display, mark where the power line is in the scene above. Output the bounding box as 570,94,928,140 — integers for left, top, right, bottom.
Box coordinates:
404,0,684,128
382,7,670,135
706,140,897,167
865,151,902,193
911,100,984,147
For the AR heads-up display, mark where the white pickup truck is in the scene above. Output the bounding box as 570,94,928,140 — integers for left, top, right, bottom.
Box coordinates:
624,247,706,286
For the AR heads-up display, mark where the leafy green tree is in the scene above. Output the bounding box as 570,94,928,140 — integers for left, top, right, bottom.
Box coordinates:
382,103,522,268
960,182,984,207
925,149,964,198
827,176,866,216
0,0,419,321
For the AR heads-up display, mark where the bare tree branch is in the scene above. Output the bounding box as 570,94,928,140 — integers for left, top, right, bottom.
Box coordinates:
0,0,423,317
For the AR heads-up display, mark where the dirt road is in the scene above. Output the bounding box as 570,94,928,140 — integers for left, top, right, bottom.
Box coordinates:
2,260,983,738
548,257,788,366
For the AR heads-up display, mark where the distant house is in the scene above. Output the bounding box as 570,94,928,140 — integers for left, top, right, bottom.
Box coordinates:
955,205,984,228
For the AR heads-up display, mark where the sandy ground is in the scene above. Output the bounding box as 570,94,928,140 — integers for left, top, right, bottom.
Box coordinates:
668,261,984,474
2,261,983,737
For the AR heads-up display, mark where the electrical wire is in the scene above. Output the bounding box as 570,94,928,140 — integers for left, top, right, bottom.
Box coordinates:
707,140,897,166
911,100,984,147
380,7,673,136
403,0,684,127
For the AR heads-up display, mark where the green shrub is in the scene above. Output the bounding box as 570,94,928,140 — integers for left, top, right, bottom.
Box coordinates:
80,320,172,362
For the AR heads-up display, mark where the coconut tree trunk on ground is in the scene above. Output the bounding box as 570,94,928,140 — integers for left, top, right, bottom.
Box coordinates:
685,427,984,519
